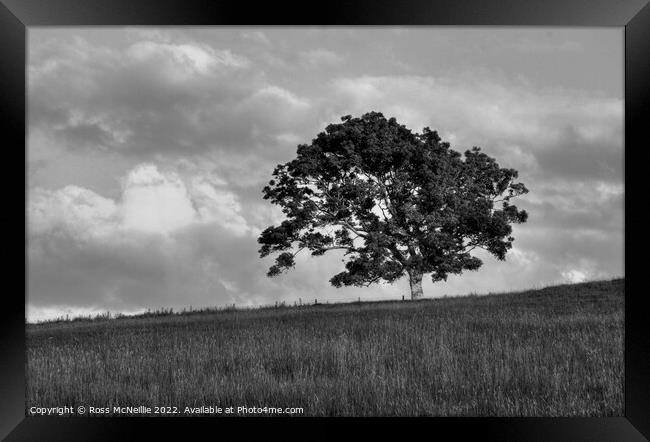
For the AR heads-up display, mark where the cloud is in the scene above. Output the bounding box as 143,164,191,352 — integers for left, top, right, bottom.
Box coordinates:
328,74,622,183
27,163,260,318
562,269,588,283
235,85,312,137
241,30,272,46
28,32,312,158
30,185,119,239
120,164,198,234
27,162,405,320
30,163,252,239
27,161,623,322
126,40,250,77
27,160,623,322
326,73,623,243
299,49,344,68
511,38,583,53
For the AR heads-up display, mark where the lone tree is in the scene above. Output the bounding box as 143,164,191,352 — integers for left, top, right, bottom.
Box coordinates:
258,112,528,300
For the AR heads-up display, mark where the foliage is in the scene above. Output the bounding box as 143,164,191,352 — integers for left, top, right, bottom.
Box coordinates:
258,112,528,296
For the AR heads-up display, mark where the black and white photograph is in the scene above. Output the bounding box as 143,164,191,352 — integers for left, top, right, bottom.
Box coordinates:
25,26,624,417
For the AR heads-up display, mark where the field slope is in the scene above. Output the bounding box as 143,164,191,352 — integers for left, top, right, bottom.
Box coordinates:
27,279,624,416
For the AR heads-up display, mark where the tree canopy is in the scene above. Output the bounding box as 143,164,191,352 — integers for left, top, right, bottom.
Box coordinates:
258,112,528,299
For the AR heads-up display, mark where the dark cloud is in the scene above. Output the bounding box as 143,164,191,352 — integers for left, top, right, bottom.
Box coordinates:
521,198,622,233
29,33,318,160
531,126,623,182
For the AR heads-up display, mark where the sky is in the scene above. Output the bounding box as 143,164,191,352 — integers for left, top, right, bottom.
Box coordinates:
27,27,624,322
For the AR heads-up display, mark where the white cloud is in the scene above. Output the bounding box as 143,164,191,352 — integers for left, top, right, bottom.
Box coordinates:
190,175,251,236
29,163,251,238
562,269,588,283
595,182,624,201
509,248,538,268
29,185,119,240
333,77,384,106
244,85,310,112
121,164,197,234
126,40,250,80
27,163,264,320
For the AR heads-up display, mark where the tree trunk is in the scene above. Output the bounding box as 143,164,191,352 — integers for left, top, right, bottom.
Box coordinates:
409,270,424,300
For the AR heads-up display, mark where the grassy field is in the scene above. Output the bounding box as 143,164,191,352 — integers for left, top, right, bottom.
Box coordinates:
26,279,624,416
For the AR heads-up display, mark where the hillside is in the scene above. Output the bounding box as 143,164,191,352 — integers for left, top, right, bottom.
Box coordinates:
26,279,624,416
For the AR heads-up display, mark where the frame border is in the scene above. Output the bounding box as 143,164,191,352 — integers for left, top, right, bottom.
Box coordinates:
1,0,648,439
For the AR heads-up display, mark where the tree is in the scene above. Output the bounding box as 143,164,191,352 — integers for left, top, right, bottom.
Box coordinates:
258,112,529,300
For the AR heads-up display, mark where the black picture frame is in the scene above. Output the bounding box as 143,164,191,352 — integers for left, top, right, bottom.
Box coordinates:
1,0,648,440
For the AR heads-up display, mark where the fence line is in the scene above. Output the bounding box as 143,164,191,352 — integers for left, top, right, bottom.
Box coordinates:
32,294,421,324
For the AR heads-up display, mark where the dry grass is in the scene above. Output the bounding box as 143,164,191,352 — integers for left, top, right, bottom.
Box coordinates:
26,279,624,416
